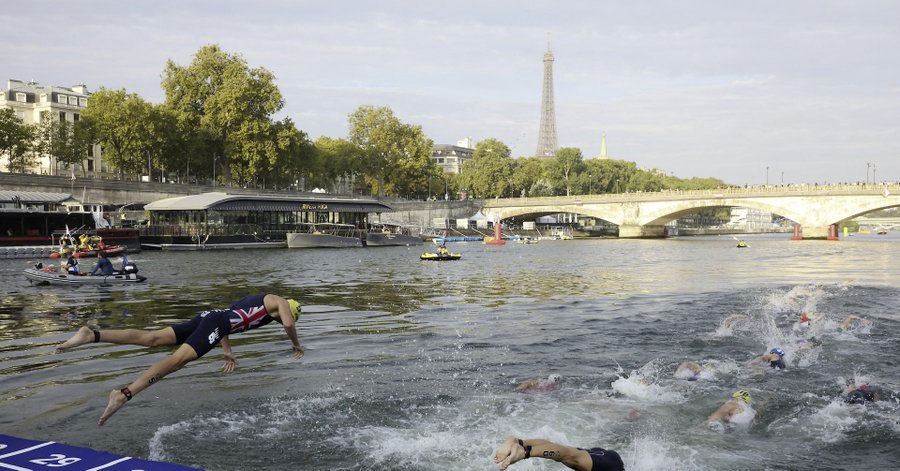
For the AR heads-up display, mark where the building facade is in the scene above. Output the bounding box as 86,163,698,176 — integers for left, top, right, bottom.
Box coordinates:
0,79,105,176
431,137,474,175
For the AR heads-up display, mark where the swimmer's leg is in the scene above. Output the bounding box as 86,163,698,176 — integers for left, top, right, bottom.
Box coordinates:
58,326,177,351
98,343,198,426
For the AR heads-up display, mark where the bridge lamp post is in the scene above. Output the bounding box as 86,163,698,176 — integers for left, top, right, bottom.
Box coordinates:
766,166,769,186
866,161,871,185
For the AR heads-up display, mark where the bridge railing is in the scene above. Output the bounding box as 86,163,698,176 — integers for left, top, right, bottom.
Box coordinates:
486,183,900,206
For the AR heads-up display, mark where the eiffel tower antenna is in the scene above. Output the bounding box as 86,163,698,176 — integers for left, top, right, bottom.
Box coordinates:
536,34,558,157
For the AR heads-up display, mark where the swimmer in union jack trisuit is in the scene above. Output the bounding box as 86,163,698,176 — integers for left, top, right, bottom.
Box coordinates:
56,294,303,426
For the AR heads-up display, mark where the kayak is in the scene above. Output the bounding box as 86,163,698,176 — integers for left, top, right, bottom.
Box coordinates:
50,244,126,259
420,252,462,261
24,266,146,285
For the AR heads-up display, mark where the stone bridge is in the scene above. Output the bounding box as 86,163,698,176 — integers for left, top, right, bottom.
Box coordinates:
481,184,900,239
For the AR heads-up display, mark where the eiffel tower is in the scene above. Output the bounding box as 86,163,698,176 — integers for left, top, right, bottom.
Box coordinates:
535,39,558,157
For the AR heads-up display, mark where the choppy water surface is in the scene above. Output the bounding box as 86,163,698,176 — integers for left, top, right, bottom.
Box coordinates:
2,233,899,470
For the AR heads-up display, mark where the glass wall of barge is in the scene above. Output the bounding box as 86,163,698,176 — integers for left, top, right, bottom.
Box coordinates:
141,208,373,241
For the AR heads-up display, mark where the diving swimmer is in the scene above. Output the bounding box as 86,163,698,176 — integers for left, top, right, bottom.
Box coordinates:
56,294,303,426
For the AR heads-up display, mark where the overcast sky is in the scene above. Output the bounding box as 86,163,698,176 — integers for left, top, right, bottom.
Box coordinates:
4,1,898,186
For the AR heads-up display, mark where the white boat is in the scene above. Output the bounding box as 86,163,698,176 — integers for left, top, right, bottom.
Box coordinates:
365,224,424,246
24,265,147,285
286,223,362,248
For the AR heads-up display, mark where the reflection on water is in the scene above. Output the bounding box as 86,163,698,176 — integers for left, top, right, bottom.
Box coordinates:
0,233,899,470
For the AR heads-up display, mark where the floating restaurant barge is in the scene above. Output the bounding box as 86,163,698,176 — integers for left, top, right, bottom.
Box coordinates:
139,192,394,250
0,191,140,259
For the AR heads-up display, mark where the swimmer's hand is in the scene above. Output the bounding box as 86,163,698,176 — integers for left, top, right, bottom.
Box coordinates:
494,436,526,470
222,352,237,373
292,344,305,359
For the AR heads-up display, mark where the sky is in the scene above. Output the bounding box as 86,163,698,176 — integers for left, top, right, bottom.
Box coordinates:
4,1,899,186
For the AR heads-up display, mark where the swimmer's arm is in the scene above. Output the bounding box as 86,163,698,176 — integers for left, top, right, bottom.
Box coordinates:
264,295,304,358
749,354,767,365
703,402,737,425
221,336,236,373
810,313,826,325
495,437,592,471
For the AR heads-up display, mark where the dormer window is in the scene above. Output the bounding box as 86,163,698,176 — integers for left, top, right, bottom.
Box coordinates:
57,94,67,104
15,92,26,102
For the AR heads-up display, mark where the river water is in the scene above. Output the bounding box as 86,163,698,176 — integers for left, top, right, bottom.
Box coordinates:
1,233,899,470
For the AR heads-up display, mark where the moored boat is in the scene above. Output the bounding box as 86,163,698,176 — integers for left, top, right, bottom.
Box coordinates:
287,223,363,248
365,223,423,246
0,191,140,258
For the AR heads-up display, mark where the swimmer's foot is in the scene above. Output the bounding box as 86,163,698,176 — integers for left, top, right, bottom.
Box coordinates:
56,326,96,351
98,388,128,426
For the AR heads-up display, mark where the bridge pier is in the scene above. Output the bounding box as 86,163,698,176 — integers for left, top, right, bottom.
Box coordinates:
618,224,666,239
795,225,838,240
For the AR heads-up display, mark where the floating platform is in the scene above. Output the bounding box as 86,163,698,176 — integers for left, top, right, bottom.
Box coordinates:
0,434,201,470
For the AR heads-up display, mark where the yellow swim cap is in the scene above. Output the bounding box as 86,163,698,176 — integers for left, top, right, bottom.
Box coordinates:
732,390,752,404
287,299,301,321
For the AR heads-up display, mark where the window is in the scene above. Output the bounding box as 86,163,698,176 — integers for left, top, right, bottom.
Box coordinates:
87,159,94,171
40,93,48,102
57,94,67,104
15,92,26,102
15,111,25,120
73,113,80,122
59,111,66,121
87,145,94,157
68,96,77,105
79,97,87,107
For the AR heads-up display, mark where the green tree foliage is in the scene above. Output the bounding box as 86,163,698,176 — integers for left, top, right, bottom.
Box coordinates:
33,112,94,176
162,44,284,186
510,157,548,197
551,147,584,196
458,138,514,198
0,108,35,172
314,136,361,193
347,105,434,197
81,89,163,178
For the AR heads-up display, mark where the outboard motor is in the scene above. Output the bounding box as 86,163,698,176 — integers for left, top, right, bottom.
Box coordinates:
122,262,138,274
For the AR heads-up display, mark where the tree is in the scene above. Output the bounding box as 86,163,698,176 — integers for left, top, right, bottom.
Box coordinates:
0,108,35,173
458,138,513,198
313,136,361,193
33,112,94,177
81,89,161,178
511,157,548,198
347,105,433,197
162,44,284,186
551,147,584,196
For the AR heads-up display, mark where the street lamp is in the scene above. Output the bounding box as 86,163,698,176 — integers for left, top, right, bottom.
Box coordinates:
212,155,218,189
766,166,769,186
589,173,592,195
866,161,871,185
873,163,877,184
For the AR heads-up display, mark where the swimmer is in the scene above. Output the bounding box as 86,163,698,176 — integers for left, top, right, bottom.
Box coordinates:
721,313,750,330
842,383,879,404
750,347,786,369
56,294,303,426
674,361,714,381
797,312,825,329
703,390,756,426
837,315,871,332
494,435,624,471
515,374,562,393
